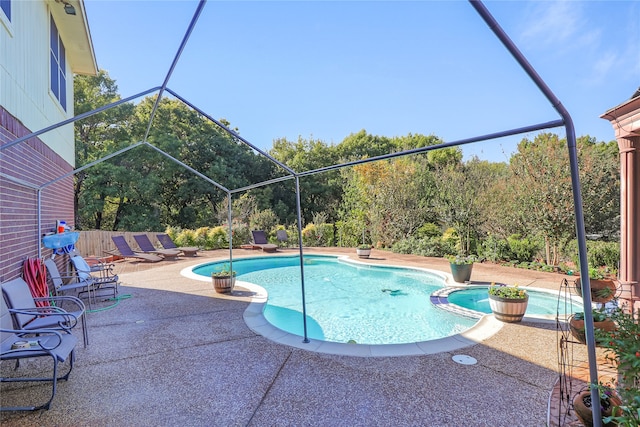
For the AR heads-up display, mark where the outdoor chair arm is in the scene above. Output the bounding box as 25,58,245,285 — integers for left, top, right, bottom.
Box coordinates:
8,307,78,330
1,328,64,352
33,295,86,312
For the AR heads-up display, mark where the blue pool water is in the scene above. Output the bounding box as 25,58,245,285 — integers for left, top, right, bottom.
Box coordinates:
193,256,476,345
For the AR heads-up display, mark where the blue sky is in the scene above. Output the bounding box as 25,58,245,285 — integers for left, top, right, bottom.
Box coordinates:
84,0,639,163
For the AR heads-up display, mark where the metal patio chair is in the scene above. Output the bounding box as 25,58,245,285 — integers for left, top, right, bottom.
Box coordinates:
2,277,88,347
1,297,78,411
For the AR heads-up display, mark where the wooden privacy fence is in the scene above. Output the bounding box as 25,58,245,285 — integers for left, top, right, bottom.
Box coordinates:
75,230,166,258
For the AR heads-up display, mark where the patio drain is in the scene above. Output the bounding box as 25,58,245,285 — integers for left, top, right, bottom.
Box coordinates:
452,354,477,365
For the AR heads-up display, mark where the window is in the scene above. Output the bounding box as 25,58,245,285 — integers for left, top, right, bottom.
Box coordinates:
50,15,67,110
0,0,10,21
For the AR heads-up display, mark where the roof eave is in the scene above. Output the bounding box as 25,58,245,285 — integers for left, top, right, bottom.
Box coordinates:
49,0,98,76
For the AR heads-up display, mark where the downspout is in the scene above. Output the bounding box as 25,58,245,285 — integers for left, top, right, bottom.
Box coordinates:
37,189,42,259
469,1,601,424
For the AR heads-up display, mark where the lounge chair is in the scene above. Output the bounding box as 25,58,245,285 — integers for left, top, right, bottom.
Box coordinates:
276,230,289,248
156,233,199,257
70,252,119,300
109,236,163,263
43,258,98,309
1,297,77,411
251,230,278,253
2,277,88,348
133,234,181,260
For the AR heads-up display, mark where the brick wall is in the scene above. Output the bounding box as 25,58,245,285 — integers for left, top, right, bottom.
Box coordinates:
0,106,74,282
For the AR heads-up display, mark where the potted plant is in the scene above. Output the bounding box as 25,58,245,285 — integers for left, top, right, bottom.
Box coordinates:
574,266,618,303
569,308,616,345
595,307,640,427
211,263,236,294
446,254,476,283
488,283,529,323
573,384,622,427
356,244,372,259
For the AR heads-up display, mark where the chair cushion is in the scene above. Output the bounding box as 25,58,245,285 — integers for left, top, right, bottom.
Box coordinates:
71,256,92,281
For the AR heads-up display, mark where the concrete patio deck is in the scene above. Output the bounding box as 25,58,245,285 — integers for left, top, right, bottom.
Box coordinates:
1,248,596,426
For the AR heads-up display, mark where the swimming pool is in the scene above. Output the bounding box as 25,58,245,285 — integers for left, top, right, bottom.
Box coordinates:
192,255,477,345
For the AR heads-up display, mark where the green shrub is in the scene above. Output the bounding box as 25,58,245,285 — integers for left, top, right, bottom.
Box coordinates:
507,234,541,262
567,239,620,271
390,236,453,257
587,240,620,270
249,209,278,233
335,220,365,248
193,227,210,248
300,223,335,247
416,222,441,239
207,226,228,249
479,234,510,262
232,223,250,248
176,229,197,247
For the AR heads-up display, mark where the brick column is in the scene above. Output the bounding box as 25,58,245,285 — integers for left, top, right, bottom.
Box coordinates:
617,136,639,315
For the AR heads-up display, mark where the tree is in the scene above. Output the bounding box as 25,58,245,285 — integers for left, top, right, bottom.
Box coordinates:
334,130,396,161
73,70,135,229
269,136,341,224
432,157,498,255
508,133,575,265
577,136,619,239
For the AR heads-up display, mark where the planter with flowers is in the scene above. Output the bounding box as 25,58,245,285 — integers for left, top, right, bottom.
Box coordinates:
488,283,529,323
573,266,618,304
356,245,372,259
569,308,616,346
212,264,236,294
573,384,622,427
446,254,476,283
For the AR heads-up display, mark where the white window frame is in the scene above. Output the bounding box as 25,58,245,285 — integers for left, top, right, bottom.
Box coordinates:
49,13,67,111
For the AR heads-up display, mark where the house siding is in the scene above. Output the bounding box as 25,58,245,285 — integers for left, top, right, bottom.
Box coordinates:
0,0,75,166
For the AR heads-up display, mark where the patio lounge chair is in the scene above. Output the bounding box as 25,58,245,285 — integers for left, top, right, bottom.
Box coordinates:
276,230,289,248
2,277,88,348
251,230,278,253
133,234,181,260
156,233,199,257
70,252,119,301
109,236,163,263
43,258,98,309
1,297,77,411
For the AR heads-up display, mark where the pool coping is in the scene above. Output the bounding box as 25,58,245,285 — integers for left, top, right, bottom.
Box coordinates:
182,255,519,357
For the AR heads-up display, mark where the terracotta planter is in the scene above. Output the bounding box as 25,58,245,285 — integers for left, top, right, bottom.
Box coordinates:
568,316,616,346
356,248,371,259
572,390,621,427
212,276,236,294
449,263,473,283
488,294,529,323
573,278,617,303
